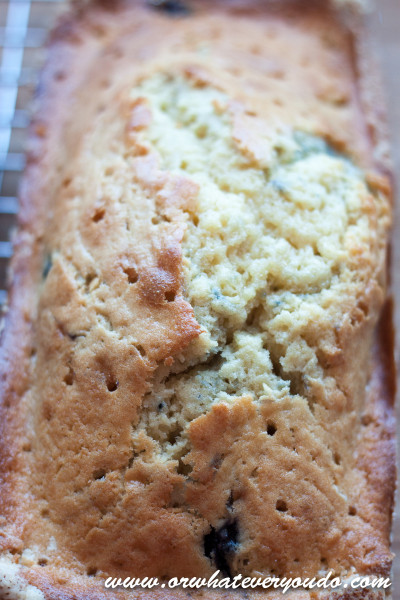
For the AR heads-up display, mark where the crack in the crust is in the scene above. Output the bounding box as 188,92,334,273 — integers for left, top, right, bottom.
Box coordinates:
162,350,223,385
132,349,225,467
116,77,385,572
132,303,309,478
120,76,376,486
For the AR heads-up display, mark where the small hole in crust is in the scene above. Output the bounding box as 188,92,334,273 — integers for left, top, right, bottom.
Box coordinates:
276,499,287,512
41,508,49,518
136,344,146,357
266,421,277,436
92,208,105,223
165,290,176,302
43,402,53,421
361,414,373,426
87,567,98,576
22,443,31,452
348,506,357,516
334,452,341,465
106,378,118,392
64,367,74,386
38,558,48,567
93,469,106,481
123,266,138,284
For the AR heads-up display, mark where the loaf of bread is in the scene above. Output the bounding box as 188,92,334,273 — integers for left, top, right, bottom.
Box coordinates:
0,0,395,598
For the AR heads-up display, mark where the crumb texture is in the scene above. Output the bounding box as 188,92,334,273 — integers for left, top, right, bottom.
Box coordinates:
0,0,393,593
0,559,45,600
134,75,387,463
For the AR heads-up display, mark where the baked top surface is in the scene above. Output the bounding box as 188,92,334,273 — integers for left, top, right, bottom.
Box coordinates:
0,1,395,598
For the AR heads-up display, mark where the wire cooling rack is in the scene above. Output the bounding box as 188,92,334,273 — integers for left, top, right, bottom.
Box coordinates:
0,0,66,305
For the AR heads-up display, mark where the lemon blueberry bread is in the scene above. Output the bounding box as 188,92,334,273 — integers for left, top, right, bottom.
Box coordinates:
0,0,395,598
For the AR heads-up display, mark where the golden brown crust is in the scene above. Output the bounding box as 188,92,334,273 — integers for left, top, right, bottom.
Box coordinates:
0,1,395,598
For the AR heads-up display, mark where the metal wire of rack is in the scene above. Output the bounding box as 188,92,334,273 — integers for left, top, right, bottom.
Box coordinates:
0,0,66,306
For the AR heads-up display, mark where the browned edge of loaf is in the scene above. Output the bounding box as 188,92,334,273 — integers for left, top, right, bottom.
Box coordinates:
0,0,396,599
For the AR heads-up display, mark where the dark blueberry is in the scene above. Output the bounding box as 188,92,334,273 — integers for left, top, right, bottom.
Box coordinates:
204,519,238,578
147,0,191,16
212,288,222,300
271,179,286,193
42,255,52,279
